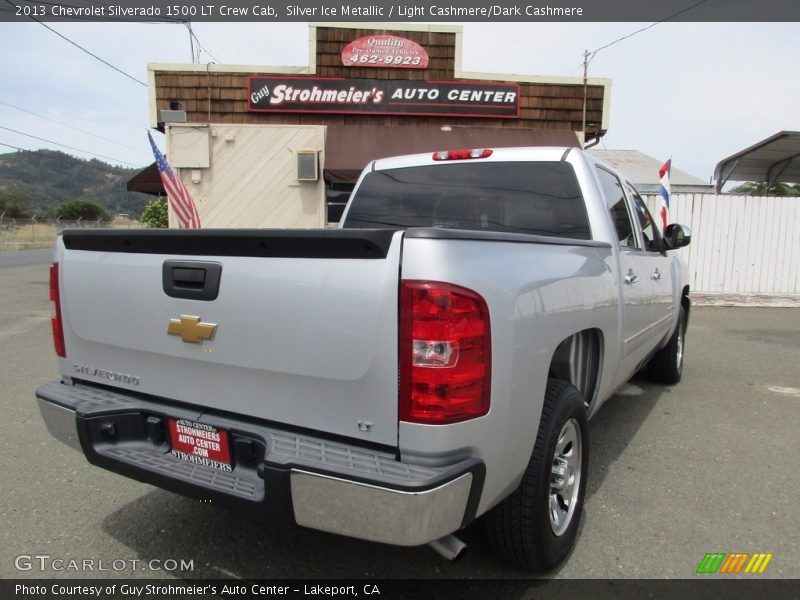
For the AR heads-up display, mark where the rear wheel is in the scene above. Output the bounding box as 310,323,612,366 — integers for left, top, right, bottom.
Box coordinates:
486,379,589,571
647,305,686,384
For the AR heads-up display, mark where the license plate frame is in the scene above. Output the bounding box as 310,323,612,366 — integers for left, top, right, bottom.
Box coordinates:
167,418,232,472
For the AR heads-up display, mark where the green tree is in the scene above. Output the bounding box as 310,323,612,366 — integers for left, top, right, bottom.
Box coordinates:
57,199,109,221
0,190,32,218
730,181,800,196
140,196,168,228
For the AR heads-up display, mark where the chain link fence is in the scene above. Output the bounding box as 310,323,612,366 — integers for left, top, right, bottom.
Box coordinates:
0,216,143,251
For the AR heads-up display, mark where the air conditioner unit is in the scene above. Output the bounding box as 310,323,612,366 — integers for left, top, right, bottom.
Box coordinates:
159,110,187,124
297,150,319,181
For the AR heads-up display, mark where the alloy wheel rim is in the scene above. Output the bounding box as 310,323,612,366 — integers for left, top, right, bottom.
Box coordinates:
549,418,582,536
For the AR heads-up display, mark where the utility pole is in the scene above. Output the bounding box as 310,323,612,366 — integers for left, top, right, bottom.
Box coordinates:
187,21,196,64
581,49,590,147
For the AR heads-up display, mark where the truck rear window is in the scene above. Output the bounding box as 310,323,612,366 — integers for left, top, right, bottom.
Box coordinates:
342,161,591,240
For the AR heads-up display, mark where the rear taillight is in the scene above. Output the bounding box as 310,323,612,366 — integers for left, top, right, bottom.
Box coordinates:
399,281,491,424
432,148,493,161
49,263,66,357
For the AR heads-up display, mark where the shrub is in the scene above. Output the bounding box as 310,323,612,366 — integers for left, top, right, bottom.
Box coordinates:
57,199,109,221
140,196,168,228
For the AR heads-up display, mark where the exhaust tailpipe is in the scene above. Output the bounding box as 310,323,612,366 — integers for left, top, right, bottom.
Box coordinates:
428,534,468,561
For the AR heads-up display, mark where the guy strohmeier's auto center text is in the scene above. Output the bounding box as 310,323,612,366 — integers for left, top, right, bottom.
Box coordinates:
17,3,585,19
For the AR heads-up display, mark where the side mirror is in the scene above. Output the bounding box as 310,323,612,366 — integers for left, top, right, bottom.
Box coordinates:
663,223,691,250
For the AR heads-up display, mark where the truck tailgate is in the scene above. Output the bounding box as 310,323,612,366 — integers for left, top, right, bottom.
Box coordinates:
56,229,403,447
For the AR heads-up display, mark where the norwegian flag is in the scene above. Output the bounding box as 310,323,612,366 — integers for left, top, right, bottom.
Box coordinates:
147,132,201,228
658,159,671,233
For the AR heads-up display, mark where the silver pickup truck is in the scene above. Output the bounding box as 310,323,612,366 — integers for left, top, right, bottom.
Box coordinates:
36,146,691,571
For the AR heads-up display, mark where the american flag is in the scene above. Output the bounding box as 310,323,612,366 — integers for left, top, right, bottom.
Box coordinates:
147,132,201,228
658,159,671,233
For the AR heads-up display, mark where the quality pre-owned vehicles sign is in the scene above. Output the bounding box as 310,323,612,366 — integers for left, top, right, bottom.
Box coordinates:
341,35,430,69
248,77,520,118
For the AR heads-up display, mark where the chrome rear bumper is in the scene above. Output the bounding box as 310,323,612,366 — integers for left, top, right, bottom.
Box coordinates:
36,380,483,547
37,396,81,452
291,469,473,546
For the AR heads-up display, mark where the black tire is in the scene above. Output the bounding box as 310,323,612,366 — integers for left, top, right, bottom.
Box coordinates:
486,379,589,571
647,305,686,384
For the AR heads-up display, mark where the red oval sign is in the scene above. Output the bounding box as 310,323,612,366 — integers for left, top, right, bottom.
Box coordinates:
341,35,429,69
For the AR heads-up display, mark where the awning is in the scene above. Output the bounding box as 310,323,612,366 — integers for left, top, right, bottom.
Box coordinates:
324,125,580,183
127,162,164,196
714,131,800,192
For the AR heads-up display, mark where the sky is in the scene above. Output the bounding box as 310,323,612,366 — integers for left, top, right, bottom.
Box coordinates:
1,20,798,185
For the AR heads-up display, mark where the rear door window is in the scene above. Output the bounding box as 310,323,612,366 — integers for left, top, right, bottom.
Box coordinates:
627,183,663,253
596,166,640,249
343,161,592,240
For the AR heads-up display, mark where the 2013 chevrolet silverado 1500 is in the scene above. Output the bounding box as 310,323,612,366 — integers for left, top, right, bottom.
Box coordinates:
36,146,691,570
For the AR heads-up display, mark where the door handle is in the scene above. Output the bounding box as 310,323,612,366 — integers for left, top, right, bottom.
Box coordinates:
624,269,639,285
163,260,222,301
651,269,662,281
172,267,206,289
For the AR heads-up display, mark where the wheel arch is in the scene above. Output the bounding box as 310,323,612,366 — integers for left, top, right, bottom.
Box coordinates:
681,285,691,327
547,328,603,410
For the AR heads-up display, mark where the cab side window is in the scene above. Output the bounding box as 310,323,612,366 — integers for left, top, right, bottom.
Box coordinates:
627,183,662,253
596,167,639,249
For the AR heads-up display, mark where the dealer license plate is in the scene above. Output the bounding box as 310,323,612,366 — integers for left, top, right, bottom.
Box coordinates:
168,418,232,472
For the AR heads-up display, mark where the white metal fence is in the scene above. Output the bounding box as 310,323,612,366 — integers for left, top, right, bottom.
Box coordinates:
3,197,799,301
645,193,800,299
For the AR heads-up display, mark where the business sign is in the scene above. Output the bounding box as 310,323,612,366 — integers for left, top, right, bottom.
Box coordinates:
168,418,232,473
248,77,520,119
341,35,429,69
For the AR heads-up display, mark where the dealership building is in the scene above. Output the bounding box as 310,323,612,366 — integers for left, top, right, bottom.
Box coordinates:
139,23,611,227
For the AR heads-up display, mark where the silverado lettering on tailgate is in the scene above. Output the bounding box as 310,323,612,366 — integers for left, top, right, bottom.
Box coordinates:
74,364,140,386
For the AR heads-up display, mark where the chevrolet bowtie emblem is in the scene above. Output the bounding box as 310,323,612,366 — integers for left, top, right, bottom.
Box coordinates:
167,315,217,344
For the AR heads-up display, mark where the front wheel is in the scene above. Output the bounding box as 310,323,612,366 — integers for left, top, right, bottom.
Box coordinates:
486,379,589,571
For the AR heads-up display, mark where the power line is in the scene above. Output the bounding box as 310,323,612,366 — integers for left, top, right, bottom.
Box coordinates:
37,21,147,86
0,141,31,152
192,29,223,63
0,141,98,166
186,21,196,62
216,23,247,63
0,99,147,155
4,0,147,87
186,22,222,63
588,0,712,62
579,0,712,136
0,125,142,167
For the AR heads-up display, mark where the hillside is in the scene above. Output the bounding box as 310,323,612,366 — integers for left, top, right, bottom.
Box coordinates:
0,149,152,218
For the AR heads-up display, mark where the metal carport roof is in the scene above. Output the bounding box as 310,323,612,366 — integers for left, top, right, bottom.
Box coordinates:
714,131,800,192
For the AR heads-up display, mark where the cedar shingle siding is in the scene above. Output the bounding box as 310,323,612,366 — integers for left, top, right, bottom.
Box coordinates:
154,27,605,133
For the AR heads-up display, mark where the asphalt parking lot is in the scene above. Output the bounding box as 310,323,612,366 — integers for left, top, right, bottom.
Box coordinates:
1,258,798,586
